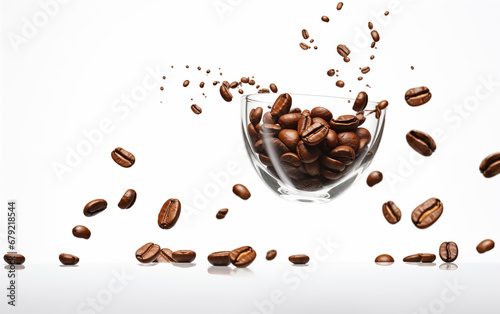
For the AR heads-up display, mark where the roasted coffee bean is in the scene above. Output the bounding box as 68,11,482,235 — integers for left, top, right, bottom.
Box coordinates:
208,251,231,266
259,154,273,167
371,42,376,48
216,208,228,219
239,89,244,94
479,153,500,178
118,189,137,209
321,15,329,22
371,30,380,42
378,100,389,109
405,86,432,106
367,171,383,187
439,242,458,262
329,115,359,132
353,91,368,111
301,29,309,39
220,84,233,102
4,254,25,265
368,21,373,29
155,248,175,263
412,198,443,229
263,137,290,156
323,129,339,151
213,81,219,86
329,146,355,165
320,155,345,172
321,168,342,180
477,239,495,254
183,80,189,87
301,123,329,146
297,115,312,134
241,77,249,83
72,225,91,239
271,93,292,117
258,88,270,94
172,250,196,263
355,128,371,142
263,112,276,124
111,147,135,168
337,132,360,151
249,79,256,86
222,81,230,88
296,141,321,163
233,184,251,200
290,108,302,114
343,57,350,63
278,113,302,129
302,109,311,116
270,83,278,93
336,2,343,10
312,118,329,130
289,254,309,264
266,250,277,261
229,246,256,268
191,104,202,115
337,44,350,57
230,81,239,89
199,82,205,88
255,123,263,135
248,123,260,143
298,176,323,190
83,199,107,217
311,107,333,122
403,253,436,263
361,67,370,74
278,129,300,151
262,124,282,136
336,80,345,88
374,254,394,263
59,253,79,265
281,152,302,168
356,111,366,126
356,138,369,156
382,201,402,224
304,161,321,176
158,198,181,229
327,69,335,77
254,139,265,153
406,130,436,156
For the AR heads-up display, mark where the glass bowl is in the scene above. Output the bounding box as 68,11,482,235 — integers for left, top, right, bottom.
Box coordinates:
241,93,386,203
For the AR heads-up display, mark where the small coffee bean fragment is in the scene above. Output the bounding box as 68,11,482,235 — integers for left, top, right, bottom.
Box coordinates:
479,153,500,178
172,250,196,263
208,251,231,266
411,198,443,229
59,253,79,265
336,80,345,88
118,189,137,209
111,147,135,168
230,81,239,89
327,69,335,77
375,254,394,263
83,199,107,217
266,250,277,261
191,104,202,115
183,80,189,87
258,88,270,94
72,225,91,239
216,208,228,219
343,56,350,63
405,86,432,106
368,22,373,29
230,246,256,268
289,254,309,264
385,11,389,16
382,201,402,224
439,242,459,262
233,184,251,200
406,130,436,156
367,171,383,187
321,16,329,22
477,239,495,254
4,254,25,265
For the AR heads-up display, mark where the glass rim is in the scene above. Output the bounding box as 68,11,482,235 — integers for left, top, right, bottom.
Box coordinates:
243,93,384,107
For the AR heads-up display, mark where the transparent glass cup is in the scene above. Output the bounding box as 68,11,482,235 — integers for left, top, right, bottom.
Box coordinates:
241,93,386,203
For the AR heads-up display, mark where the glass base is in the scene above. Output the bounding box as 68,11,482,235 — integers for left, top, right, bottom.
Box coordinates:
278,187,331,203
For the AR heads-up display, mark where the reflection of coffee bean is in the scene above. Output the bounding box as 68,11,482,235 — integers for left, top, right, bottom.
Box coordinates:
229,246,256,268
208,251,231,266
289,254,309,264
480,152,500,178
382,201,402,224
59,253,79,265
366,171,383,187
411,198,443,229
72,225,91,239
118,189,137,209
439,242,458,262
476,239,495,254
83,199,107,217
374,254,394,263
233,184,251,200
266,250,277,261
406,130,436,156
158,198,181,229
111,147,135,168
216,208,228,219
405,86,432,106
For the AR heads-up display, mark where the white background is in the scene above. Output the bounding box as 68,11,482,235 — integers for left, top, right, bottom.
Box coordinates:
1,0,499,313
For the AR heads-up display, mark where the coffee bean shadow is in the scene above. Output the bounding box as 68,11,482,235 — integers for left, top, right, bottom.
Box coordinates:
404,262,436,267
4,265,25,270
172,263,196,268
137,263,157,267
59,265,79,268
207,266,232,275
439,263,458,271
375,262,394,266
230,268,254,277
291,264,309,267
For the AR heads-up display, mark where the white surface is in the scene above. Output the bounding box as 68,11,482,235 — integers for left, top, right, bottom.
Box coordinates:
1,0,499,313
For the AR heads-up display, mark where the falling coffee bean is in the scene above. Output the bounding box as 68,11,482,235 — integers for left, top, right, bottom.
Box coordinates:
233,184,251,200
336,2,343,10
118,189,137,209
59,253,79,265
327,69,335,77
230,81,239,89
301,29,309,40
353,91,368,111
191,104,202,115
375,254,394,263
83,199,107,217
157,198,181,229
155,248,175,263
229,246,256,268
477,239,495,254
241,77,249,83
337,44,350,57
111,147,135,168
266,250,277,261
405,86,432,106
183,80,189,87
439,242,458,262
4,254,25,265
321,16,329,22
382,201,402,224
368,22,373,29
299,43,311,50
250,107,263,126
136,242,161,263
208,251,231,266
371,30,380,42
479,152,500,178
367,171,383,187
336,80,345,88
377,100,389,109
403,253,436,263
216,208,228,219
220,85,233,102
361,67,370,74
411,198,443,229
270,83,278,93
406,130,436,156
289,254,309,265
172,250,196,263
72,225,91,239
258,88,270,94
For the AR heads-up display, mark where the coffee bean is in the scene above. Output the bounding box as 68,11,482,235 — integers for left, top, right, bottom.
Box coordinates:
172,250,196,263
262,123,282,136
72,225,91,239
239,89,244,94
213,81,219,86
136,243,161,263
83,199,107,217
336,80,345,88
158,198,181,229
321,16,329,22
249,79,256,86
300,42,311,50
368,22,373,29
220,84,233,102
233,184,251,200
259,154,273,167
356,138,369,156
311,107,333,122
298,176,323,190
411,198,443,229
301,29,309,39
241,77,250,83
118,189,137,209
329,115,359,132
377,100,389,109
297,115,312,135
371,30,380,42
375,106,381,119
337,44,350,57
278,129,300,151
216,208,228,219
4,254,25,265
477,239,495,254
191,104,202,114
374,254,394,263
370,55,375,60
367,171,383,187
337,132,360,151
266,250,277,261
289,254,309,264
111,147,135,168
301,122,329,146
321,155,346,172
155,248,175,263
249,108,264,126
183,80,189,87
270,83,278,93
353,91,368,111
337,2,343,10
59,253,79,265
230,81,239,89
439,242,458,262
479,153,500,178
296,141,321,163
290,108,302,114
406,130,436,156
199,82,205,88
355,128,371,142
303,161,320,176
405,86,432,106
278,113,302,129
329,145,355,165
321,168,342,180
263,137,290,156
229,246,256,268
323,129,339,151
403,253,436,263
382,201,402,224
271,93,292,118
248,123,260,143
385,11,389,16
208,251,231,266
361,67,370,74
371,42,376,48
